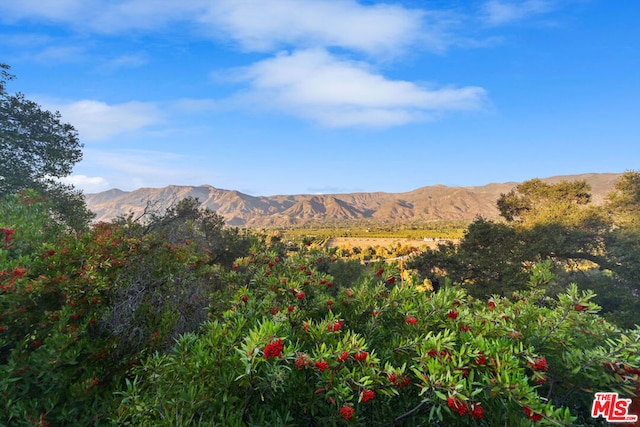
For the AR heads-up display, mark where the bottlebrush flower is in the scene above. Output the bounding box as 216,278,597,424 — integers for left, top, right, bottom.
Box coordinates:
327,320,343,332
447,310,459,320
488,301,496,311
574,304,588,311
523,406,543,421
295,354,310,370
361,389,374,403
263,338,284,359
386,276,396,284
529,356,548,371
13,267,27,279
376,267,383,276
340,406,354,420
471,404,483,419
314,360,329,372
296,291,305,300
447,397,467,416
476,352,487,365
354,351,368,362
405,316,417,325
337,351,349,363
1,228,14,244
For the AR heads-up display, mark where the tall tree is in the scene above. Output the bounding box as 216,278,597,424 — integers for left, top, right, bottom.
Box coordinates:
0,64,93,230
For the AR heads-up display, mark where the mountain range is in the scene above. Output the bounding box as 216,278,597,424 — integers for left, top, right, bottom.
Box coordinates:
84,173,621,227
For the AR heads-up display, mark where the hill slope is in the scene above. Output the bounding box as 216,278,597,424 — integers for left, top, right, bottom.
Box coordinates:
84,173,621,226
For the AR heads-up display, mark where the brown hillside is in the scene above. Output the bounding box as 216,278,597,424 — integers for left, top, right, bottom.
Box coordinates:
84,173,621,226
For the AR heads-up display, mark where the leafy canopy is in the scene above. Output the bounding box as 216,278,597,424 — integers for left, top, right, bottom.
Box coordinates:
0,63,93,231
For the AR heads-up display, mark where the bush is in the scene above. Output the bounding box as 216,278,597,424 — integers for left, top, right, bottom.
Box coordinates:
116,248,640,426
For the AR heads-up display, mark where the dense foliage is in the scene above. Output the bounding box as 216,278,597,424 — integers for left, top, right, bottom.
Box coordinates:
409,172,640,329
0,64,93,231
1,191,639,426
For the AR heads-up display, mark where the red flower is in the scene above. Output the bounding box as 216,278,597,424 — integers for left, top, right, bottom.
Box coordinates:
534,374,547,385
314,360,329,372
488,301,496,311
232,264,238,270
459,324,470,332
340,406,354,420
361,389,374,403
354,351,368,362
337,351,349,362
268,261,274,268
270,307,280,315
327,320,343,332
326,281,333,288
13,268,27,279
303,322,309,331
372,310,380,317
287,305,295,312
399,376,410,387
263,338,284,359
574,304,588,311
447,397,467,416
241,295,248,303
529,356,548,372
295,354,310,370
386,276,396,284
30,340,43,349
447,310,459,320
471,404,483,419
405,316,417,325
523,406,543,421
1,228,14,244
476,352,487,365
376,267,383,276
452,301,461,307
296,291,305,300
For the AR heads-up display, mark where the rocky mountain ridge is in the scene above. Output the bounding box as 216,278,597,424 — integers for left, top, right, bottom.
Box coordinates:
84,173,621,226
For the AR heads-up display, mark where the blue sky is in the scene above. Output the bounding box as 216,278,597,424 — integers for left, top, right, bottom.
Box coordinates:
1,0,638,196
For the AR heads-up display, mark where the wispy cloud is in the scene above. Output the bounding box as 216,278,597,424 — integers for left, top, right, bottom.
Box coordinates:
79,149,221,191
481,0,555,26
47,100,163,141
201,0,425,55
0,0,206,34
60,174,110,193
231,49,486,127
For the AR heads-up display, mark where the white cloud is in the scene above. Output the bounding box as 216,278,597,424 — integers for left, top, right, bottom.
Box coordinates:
60,174,110,193
201,0,425,55
0,0,206,33
481,0,554,25
0,0,436,55
79,149,219,191
49,100,163,141
232,49,486,127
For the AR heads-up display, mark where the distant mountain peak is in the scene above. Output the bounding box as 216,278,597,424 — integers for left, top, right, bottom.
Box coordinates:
84,173,621,226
